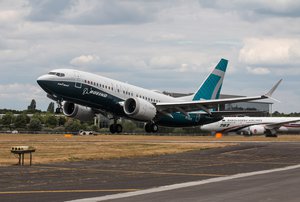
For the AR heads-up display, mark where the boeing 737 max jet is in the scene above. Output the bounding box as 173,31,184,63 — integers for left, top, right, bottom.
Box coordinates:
37,58,281,133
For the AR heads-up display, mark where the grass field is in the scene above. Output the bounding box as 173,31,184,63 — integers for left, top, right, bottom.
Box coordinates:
1,134,300,166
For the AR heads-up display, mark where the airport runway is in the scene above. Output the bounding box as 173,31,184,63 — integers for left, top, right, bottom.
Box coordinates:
1,142,300,202
90,165,300,202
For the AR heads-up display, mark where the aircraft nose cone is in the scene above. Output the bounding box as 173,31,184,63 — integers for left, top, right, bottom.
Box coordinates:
37,75,44,85
37,75,51,88
37,74,50,81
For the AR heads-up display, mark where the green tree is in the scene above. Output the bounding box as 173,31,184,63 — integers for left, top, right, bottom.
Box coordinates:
47,102,55,113
64,119,81,132
28,118,42,131
272,111,283,117
2,112,15,128
45,114,58,128
32,113,44,123
15,113,29,129
27,99,36,111
58,116,66,126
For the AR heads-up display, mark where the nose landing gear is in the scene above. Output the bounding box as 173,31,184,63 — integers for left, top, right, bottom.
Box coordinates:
145,122,158,133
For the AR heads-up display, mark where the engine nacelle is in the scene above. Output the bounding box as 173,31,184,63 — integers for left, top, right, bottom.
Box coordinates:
63,102,95,122
123,97,157,121
248,125,266,135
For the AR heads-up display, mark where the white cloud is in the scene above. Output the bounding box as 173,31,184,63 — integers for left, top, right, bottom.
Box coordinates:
70,54,100,66
239,38,300,65
149,56,178,69
246,66,270,75
179,64,189,72
0,83,41,99
0,0,299,112
147,33,185,42
0,10,20,22
51,0,158,25
198,0,300,18
0,83,47,110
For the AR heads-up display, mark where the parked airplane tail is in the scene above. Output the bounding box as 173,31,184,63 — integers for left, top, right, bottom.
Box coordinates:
192,58,228,101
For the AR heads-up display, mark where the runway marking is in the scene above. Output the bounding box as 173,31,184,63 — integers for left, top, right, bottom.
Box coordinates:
0,189,139,195
67,164,300,202
34,166,225,177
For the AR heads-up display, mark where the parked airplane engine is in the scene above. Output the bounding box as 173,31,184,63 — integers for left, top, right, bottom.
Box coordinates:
248,125,266,135
63,102,95,122
123,97,156,121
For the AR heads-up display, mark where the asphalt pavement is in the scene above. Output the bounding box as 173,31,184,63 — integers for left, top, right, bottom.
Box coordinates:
1,142,300,202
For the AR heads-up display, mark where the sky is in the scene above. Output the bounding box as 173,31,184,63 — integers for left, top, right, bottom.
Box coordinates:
0,0,300,113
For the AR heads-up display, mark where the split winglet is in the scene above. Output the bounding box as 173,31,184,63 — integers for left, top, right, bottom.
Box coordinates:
264,79,282,102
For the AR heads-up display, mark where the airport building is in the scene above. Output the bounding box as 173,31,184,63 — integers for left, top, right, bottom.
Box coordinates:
218,94,272,116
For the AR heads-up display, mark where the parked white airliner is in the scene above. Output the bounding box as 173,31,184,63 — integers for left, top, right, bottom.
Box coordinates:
37,58,281,133
200,117,300,137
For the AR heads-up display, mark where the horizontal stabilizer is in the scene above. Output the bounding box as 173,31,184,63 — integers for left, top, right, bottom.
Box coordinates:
264,79,282,100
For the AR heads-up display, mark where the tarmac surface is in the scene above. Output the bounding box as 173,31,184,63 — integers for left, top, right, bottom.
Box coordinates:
94,165,300,202
1,141,300,202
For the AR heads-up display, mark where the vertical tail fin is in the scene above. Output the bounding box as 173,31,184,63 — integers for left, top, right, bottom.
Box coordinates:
192,58,228,101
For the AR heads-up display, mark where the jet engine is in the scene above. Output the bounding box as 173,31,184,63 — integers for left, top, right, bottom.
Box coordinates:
123,98,157,121
248,125,266,135
63,102,95,122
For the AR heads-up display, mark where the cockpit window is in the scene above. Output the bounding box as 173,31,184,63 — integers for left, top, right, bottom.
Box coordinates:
48,72,65,77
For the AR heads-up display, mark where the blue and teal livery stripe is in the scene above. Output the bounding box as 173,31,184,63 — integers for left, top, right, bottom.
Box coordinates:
215,58,228,72
193,74,221,100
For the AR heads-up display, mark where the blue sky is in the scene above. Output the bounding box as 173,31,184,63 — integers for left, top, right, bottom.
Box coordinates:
0,0,300,113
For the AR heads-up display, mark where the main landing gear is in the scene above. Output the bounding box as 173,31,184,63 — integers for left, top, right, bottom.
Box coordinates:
55,100,63,114
145,122,158,133
109,117,123,134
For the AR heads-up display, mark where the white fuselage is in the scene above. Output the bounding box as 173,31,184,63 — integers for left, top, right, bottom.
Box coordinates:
200,117,300,134
37,69,222,129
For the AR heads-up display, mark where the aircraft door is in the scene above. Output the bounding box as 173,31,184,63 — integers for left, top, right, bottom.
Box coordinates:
74,71,82,88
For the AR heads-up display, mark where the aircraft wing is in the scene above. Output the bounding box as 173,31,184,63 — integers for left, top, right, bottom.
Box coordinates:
265,119,300,129
156,95,268,115
156,79,282,115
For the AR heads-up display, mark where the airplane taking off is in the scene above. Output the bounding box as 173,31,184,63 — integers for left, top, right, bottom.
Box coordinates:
37,58,281,133
200,117,300,137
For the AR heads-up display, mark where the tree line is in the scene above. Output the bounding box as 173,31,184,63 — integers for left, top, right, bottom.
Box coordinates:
1,99,299,134
0,112,98,133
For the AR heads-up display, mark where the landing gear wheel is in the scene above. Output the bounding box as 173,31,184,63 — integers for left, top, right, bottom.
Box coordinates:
145,122,158,133
109,124,123,134
55,107,62,114
110,124,116,134
151,124,158,133
116,124,122,133
265,130,277,138
55,99,63,114
265,134,278,138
